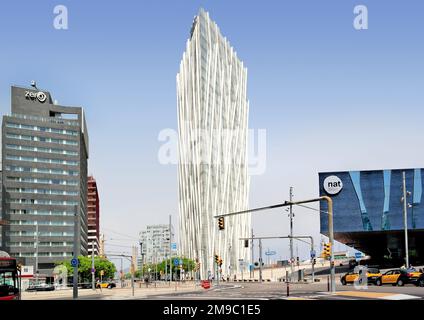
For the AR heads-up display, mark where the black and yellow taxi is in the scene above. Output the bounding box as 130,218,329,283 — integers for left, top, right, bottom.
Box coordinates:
340,267,381,285
417,273,424,287
375,268,422,286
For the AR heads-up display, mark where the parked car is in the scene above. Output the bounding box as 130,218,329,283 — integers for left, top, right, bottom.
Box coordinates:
340,268,381,285
416,274,424,287
26,283,55,292
376,269,422,286
79,282,93,289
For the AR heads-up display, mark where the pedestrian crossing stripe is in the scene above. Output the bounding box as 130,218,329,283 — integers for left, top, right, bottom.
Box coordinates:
333,291,421,300
380,294,421,300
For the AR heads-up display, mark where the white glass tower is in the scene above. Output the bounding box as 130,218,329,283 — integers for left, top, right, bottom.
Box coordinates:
177,9,251,280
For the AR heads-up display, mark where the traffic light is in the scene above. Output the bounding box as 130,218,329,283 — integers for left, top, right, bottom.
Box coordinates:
218,258,223,267
244,239,249,248
218,217,225,230
322,242,332,259
214,254,219,264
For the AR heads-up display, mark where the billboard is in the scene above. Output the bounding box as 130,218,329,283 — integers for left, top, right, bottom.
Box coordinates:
319,168,424,233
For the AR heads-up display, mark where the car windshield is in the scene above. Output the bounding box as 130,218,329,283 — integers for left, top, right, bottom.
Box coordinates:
367,268,379,273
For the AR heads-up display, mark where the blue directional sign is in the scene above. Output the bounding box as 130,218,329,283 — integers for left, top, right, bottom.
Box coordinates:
355,252,362,259
310,250,316,258
265,251,276,256
173,258,179,266
71,258,79,267
171,243,177,250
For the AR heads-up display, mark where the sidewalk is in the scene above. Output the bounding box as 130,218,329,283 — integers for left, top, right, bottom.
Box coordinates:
22,282,203,300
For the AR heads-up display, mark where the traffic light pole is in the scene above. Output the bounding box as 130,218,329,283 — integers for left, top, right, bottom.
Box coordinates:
217,196,335,293
105,254,135,297
240,235,315,283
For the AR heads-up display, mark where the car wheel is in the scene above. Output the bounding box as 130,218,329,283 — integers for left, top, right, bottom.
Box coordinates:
376,279,382,286
341,278,347,286
417,279,424,287
397,279,404,286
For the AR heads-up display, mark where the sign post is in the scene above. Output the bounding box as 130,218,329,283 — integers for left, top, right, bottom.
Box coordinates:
72,205,79,300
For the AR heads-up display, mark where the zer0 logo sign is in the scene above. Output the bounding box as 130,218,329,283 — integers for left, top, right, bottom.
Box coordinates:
323,175,343,195
25,91,47,103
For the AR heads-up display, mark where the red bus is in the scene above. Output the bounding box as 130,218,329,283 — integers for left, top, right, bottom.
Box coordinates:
0,255,21,300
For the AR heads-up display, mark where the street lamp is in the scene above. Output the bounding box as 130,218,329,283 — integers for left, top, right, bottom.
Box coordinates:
401,171,411,267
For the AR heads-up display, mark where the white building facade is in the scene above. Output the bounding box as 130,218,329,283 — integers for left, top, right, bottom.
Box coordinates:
177,9,251,280
139,224,173,266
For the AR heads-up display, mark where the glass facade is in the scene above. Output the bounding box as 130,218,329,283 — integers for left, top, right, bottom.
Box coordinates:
320,169,424,233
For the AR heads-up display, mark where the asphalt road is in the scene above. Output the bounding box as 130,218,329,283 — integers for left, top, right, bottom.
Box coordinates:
143,282,424,300
22,281,424,300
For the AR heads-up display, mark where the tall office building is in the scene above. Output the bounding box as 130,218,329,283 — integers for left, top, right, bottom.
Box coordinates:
138,224,173,267
177,9,250,279
1,85,89,276
87,176,100,256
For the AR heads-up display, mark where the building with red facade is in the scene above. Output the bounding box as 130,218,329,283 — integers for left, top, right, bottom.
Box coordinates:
87,176,100,256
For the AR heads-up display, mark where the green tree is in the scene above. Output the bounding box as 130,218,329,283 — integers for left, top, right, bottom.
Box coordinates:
55,256,117,282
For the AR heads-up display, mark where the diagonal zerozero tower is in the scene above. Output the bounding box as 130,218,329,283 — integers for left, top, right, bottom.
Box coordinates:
177,8,251,280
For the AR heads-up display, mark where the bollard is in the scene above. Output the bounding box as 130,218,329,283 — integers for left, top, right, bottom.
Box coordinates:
286,281,290,297
327,275,330,292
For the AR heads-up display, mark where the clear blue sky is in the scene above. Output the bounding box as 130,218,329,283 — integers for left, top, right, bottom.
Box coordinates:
0,0,423,264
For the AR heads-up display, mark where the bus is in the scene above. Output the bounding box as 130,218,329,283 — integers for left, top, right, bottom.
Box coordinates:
0,251,21,300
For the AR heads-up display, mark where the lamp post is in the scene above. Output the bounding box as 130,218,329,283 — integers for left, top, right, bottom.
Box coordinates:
401,171,411,267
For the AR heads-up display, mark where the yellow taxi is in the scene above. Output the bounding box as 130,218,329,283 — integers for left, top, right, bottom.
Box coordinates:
96,281,116,289
376,268,422,286
340,267,381,285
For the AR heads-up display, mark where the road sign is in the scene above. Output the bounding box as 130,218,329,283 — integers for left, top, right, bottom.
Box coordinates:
71,258,79,267
310,250,316,258
91,268,95,273
171,243,177,250
179,259,183,266
355,252,362,259
265,251,276,256
173,258,179,266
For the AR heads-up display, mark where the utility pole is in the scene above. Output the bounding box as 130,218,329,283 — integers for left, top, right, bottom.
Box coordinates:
258,239,263,283
289,187,294,281
250,228,254,279
35,223,39,285
169,214,173,284
139,241,144,280
91,241,95,290
120,258,123,287
402,171,410,267
73,205,79,300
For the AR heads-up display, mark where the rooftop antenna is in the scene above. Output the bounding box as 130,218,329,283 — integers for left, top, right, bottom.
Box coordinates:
30,80,38,90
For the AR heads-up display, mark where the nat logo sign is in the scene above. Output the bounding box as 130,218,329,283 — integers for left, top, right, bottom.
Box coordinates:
323,175,343,195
